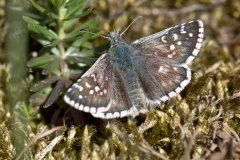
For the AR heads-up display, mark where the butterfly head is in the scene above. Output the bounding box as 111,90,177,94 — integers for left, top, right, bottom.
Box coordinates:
107,30,124,47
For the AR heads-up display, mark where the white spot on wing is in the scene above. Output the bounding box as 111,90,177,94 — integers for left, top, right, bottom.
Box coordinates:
196,42,202,49
78,85,83,91
197,20,204,28
114,112,120,118
89,90,94,94
162,82,167,87
106,113,113,119
103,89,107,94
167,52,176,58
158,66,169,74
199,28,204,33
121,111,128,117
85,82,91,88
199,33,204,38
168,91,177,97
170,44,175,50
192,49,199,56
64,95,70,103
175,87,182,93
79,104,83,110
92,112,104,118
161,36,167,43
180,79,190,88
70,100,75,106
198,38,203,43
95,86,100,92
90,107,96,113
172,34,178,41
84,106,89,112
160,95,169,101
91,74,96,81
75,103,79,109
98,107,106,112
185,55,195,64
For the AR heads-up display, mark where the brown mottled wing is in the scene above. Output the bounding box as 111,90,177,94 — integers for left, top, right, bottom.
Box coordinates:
64,53,113,114
135,56,191,104
132,20,204,65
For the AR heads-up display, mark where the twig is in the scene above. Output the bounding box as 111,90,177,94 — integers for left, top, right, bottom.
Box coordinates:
15,126,65,160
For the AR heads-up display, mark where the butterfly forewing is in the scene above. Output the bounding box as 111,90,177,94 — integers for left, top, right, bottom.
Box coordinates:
132,20,204,66
64,53,113,113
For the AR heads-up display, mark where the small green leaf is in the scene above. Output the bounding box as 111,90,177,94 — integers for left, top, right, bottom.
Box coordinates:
69,70,83,80
64,19,99,38
43,79,65,108
63,18,79,31
29,91,48,105
19,103,36,120
63,8,92,21
65,0,75,5
30,0,59,19
30,76,60,92
65,0,88,18
49,0,67,7
29,24,59,39
42,59,61,75
27,55,57,67
64,30,81,40
28,29,51,46
22,16,40,25
66,54,96,65
66,34,93,54
44,39,61,47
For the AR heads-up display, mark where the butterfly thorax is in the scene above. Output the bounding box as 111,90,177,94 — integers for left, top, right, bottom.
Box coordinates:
108,31,138,72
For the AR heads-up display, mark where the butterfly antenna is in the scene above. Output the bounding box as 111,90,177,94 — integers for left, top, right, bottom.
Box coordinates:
120,15,142,36
79,29,111,40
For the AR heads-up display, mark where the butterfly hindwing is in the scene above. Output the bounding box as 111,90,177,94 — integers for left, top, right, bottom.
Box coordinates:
64,53,113,114
135,56,190,104
92,67,144,118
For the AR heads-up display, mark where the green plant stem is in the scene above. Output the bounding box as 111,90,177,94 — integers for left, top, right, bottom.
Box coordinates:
58,6,68,74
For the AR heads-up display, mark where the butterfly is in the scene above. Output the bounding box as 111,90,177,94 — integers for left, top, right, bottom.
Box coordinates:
64,20,204,119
